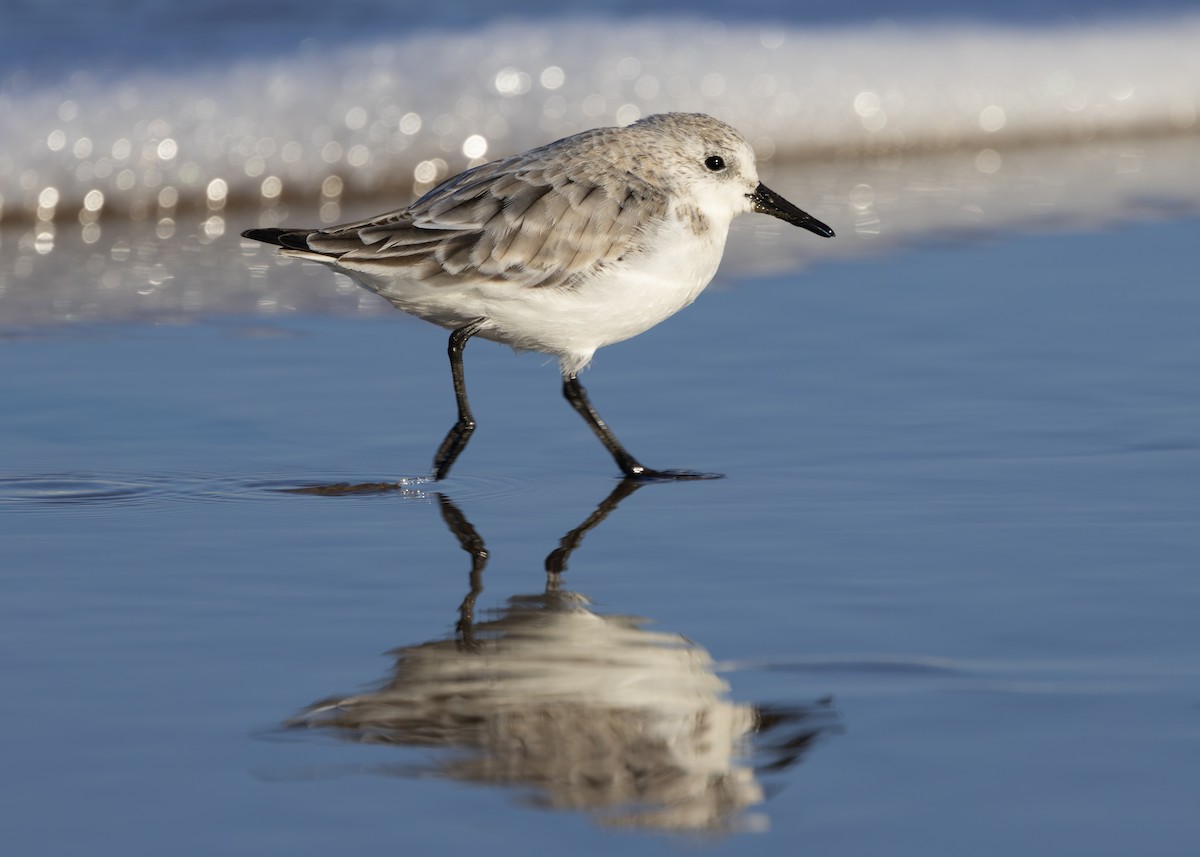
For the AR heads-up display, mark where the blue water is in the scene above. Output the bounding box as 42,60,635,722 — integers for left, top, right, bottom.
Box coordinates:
3,0,1199,850
4,214,1199,853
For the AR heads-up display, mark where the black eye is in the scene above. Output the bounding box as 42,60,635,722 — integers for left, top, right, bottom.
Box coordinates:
704,155,726,172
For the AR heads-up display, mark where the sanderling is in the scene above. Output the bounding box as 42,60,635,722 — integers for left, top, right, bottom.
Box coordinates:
243,112,833,480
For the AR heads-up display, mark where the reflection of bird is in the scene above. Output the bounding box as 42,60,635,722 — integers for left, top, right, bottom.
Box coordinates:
286,481,840,833
243,113,833,480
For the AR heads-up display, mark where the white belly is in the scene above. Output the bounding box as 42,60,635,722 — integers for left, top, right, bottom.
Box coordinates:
350,216,730,376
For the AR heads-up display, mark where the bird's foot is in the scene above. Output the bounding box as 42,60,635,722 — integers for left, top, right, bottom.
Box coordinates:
284,478,430,496
623,467,724,482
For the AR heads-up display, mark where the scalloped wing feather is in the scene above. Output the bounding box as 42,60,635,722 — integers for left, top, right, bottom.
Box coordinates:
303,141,669,290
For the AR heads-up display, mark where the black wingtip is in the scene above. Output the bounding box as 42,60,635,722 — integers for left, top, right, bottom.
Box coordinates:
241,227,285,244
241,227,312,250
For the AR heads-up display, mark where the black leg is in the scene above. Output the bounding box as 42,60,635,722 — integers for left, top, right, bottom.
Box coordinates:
432,319,486,480
561,374,722,481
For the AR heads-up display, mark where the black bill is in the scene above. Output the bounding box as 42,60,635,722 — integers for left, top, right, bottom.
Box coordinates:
749,183,835,238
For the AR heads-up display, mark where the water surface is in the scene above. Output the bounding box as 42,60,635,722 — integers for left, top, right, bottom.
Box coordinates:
4,210,1198,853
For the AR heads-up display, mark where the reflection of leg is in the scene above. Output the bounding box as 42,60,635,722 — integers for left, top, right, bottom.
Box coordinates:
436,493,488,648
545,478,644,576
432,319,486,480
436,475,646,628
562,374,724,481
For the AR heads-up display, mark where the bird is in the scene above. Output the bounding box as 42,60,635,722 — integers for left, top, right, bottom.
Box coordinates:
242,112,833,480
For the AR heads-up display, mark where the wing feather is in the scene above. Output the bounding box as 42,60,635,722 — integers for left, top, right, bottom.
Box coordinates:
306,135,670,289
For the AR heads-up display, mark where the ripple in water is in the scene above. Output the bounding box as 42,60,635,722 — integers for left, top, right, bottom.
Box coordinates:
0,474,161,508
0,472,313,510
0,470,546,511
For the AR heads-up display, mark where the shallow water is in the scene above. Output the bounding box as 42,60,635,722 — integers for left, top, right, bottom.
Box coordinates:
3,206,1199,853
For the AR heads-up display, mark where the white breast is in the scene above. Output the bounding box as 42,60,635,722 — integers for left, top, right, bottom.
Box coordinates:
475,210,731,374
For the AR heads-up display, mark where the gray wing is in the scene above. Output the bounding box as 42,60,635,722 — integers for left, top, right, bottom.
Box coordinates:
304,141,669,289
